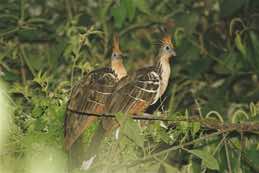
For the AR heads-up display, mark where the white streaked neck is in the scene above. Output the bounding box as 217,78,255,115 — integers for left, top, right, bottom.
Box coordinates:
158,57,171,97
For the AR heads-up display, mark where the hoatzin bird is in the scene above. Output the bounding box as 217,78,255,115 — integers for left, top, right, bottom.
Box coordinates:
83,34,176,166
103,34,176,130
64,34,127,169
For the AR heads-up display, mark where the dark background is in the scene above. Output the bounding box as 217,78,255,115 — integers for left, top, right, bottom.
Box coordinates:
0,0,259,173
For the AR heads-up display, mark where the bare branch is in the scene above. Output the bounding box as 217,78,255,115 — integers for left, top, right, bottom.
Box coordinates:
66,108,259,133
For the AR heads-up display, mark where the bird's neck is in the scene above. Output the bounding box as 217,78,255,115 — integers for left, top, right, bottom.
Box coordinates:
156,56,171,96
111,59,127,80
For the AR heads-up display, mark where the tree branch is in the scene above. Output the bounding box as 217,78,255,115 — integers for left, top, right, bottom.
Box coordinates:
66,108,259,133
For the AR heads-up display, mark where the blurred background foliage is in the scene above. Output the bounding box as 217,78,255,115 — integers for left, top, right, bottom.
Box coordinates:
0,0,259,173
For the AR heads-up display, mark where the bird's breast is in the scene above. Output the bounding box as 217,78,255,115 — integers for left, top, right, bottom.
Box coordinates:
112,60,127,80
158,60,171,97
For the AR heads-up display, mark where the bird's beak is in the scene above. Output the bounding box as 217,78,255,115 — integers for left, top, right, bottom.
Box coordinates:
122,53,128,58
171,49,176,57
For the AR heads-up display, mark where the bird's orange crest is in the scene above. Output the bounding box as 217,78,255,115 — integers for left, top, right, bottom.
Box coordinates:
162,35,174,47
112,33,122,53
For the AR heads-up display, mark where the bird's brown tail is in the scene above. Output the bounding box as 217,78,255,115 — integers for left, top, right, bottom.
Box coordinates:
67,122,107,172
66,120,112,172
67,135,86,173
84,122,106,161
64,113,97,151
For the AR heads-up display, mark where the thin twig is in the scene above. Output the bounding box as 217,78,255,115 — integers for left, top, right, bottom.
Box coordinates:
0,14,19,20
224,134,233,173
87,130,226,172
20,0,25,21
20,52,26,84
116,130,228,170
102,0,114,57
0,27,19,38
64,0,73,20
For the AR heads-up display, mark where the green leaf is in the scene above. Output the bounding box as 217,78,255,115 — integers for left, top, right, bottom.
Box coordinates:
187,58,210,79
187,149,219,170
125,0,136,21
115,112,128,125
221,51,243,73
116,113,144,148
134,0,150,14
143,163,161,173
2,71,20,81
235,32,246,57
179,121,189,133
124,119,144,148
26,54,45,71
191,122,200,136
220,0,246,17
175,13,199,35
47,38,66,68
189,159,202,173
163,163,179,173
249,31,259,71
111,3,127,28
250,32,259,55
246,144,259,166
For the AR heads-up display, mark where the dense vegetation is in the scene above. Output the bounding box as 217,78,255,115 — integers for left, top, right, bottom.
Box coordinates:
0,0,259,173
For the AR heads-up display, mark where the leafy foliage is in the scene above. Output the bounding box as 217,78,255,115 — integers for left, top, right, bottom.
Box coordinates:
0,0,259,173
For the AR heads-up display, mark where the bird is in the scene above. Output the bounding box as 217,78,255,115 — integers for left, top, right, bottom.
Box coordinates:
102,33,176,131
83,34,176,166
63,34,127,169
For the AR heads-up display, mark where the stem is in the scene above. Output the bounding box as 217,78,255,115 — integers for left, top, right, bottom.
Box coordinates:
101,0,114,57
87,130,226,172
27,18,52,25
224,135,232,173
20,0,25,21
0,27,19,38
70,56,77,88
64,0,73,20
117,130,227,170
20,46,36,76
0,14,19,20
20,52,26,84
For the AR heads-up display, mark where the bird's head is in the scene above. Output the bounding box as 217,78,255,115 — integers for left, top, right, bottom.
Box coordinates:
159,35,176,61
111,33,125,60
111,33,127,79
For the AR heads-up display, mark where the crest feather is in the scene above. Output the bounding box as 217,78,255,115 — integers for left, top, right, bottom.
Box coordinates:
112,33,121,53
162,35,172,44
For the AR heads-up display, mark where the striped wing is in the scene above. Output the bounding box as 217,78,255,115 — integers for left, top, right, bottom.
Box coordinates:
64,68,118,150
107,66,161,115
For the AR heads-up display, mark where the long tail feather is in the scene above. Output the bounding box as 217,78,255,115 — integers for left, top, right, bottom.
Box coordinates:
84,122,106,161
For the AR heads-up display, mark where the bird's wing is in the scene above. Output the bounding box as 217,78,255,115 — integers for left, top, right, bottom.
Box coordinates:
64,67,118,150
107,66,161,115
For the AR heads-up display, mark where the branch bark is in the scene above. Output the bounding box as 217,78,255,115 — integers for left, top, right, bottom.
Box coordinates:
66,108,259,133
